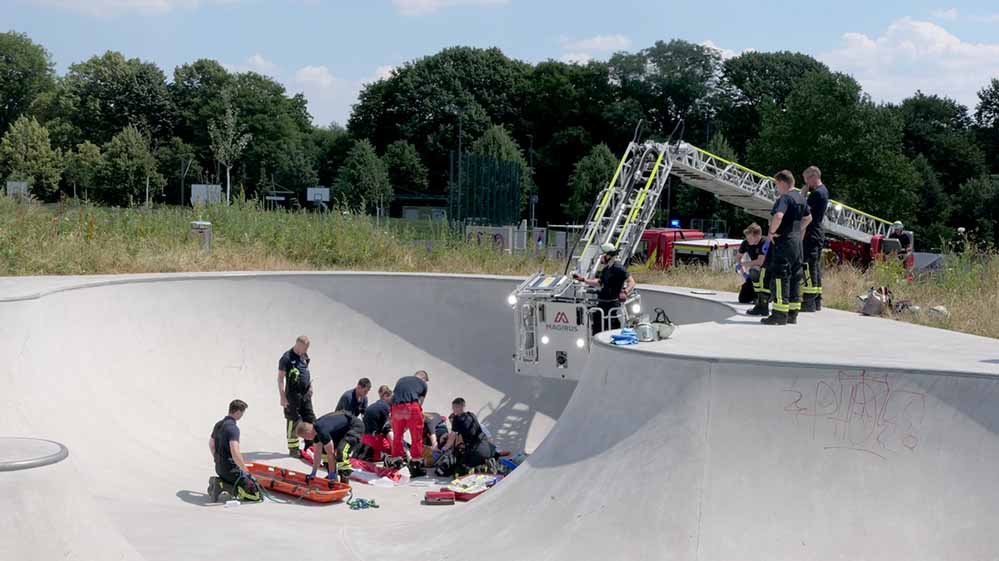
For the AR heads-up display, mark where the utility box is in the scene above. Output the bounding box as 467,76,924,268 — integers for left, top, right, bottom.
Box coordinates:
190,221,213,252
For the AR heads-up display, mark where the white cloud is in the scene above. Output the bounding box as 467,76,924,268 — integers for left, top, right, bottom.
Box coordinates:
392,0,508,16
931,7,959,21
371,65,396,82
27,0,234,16
560,52,593,65
224,53,278,76
560,34,632,53
820,17,999,109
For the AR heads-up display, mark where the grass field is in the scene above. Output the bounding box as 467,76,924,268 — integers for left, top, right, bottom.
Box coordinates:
3,198,996,339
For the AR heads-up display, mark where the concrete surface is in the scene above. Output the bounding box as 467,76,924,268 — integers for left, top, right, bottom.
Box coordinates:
0,437,68,471
1,272,998,561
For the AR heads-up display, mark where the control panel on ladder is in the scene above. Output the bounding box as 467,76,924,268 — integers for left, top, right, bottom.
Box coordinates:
510,141,673,380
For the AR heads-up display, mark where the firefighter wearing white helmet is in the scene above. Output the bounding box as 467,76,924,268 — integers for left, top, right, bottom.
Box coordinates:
888,221,912,254
572,243,636,334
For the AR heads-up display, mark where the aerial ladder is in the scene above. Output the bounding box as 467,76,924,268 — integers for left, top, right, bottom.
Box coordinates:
511,137,894,379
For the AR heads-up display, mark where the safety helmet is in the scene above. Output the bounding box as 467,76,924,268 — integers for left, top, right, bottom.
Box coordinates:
600,243,619,255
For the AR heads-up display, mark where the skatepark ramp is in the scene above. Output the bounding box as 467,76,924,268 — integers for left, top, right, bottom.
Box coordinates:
2,272,997,561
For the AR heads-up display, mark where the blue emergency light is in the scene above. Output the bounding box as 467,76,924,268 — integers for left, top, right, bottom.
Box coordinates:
669,219,680,228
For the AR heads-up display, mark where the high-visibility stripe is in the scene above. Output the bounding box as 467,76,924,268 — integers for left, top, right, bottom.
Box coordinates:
579,143,633,255
803,264,812,288
617,150,665,246
773,279,789,312
789,301,801,311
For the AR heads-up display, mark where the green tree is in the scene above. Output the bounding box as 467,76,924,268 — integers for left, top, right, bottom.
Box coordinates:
717,51,829,157
229,72,315,192
333,139,391,214
471,124,532,208
565,143,617,220
62,51,175,145
99,126,163,206
910,154,952,249
170,59,234,164
975,78,999,173
0,116,63,199
898,92,985,192
0,31,55,135
955,175,999,246
749,71,919,224
309,124,354,187
156,137,202,205
383,140,429,195
349,47,531,187
65,141,102,199
208,89,252,204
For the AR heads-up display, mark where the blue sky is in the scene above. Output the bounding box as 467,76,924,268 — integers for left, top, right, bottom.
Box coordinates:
7,0,999,126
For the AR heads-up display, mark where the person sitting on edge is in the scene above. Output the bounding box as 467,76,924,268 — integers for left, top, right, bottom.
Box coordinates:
355,385,393,462
297,411,364,481
208,399,261,502
336,378,371,417
387,370,430,476
443,397,499,475
736,223,768,305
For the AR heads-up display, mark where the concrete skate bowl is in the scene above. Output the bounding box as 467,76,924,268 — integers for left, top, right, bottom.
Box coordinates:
0,272,731,561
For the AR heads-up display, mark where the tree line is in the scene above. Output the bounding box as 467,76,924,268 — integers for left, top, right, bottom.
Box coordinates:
2,31,998,249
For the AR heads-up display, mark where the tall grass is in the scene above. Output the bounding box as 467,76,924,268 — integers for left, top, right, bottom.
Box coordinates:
2,198,996,339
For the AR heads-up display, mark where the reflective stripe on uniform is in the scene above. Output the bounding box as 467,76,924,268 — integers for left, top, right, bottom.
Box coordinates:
773,279,789,313
287,419,299,450
755,267,770,295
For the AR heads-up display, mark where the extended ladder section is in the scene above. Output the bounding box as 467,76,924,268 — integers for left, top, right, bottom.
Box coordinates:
667,143,893,243
572,142,674,278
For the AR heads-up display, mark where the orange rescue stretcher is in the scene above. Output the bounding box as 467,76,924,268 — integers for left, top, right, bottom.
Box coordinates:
245,462,351,504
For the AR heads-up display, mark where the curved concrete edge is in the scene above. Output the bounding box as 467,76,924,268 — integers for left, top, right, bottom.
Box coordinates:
0,438,69,472
592,336,999,380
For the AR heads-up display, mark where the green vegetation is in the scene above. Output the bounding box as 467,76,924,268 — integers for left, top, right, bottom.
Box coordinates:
1,199,996,340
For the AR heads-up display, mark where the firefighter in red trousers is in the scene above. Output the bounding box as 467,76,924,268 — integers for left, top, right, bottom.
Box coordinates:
388,370,430,476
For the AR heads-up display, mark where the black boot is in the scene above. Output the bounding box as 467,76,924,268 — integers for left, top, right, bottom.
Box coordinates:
408,459,427,478
815,296,822,311
787,311,798,324
746,295,770,316
761,311,787,325
801,294,817,313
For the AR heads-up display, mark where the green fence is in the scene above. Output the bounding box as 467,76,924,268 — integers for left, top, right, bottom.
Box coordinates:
448,151,521,226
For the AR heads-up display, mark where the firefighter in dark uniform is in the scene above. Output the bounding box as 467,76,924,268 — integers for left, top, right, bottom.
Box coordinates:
762,170,811,325
297,411,364,481
801,166,829,312
747,234,774,317
573,243,637,334
207,399,261,502
278,336,316,457
736,223,767,304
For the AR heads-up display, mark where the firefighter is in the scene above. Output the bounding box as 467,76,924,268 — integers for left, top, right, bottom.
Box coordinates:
762,170,811,326
746,233,774,317
278,336,316,457
208,399,261,502
335,378,371,417
736,223,767,305
297,410,364,481
801,166,829,312
388,370,430,476
572,243,636,334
